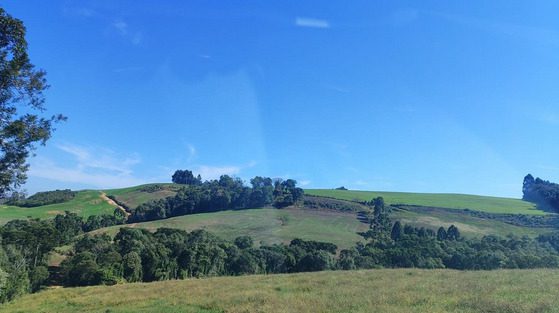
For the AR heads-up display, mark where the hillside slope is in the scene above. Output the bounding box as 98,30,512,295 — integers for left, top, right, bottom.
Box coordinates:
0,190,115,225
92,207,369,249
306,189,543,215
4,269,559,313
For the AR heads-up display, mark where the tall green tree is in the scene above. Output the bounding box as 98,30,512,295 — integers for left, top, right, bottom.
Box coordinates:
0,8,65,198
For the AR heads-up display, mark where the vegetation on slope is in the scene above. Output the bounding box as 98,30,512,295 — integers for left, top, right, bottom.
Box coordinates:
523,174,559,212
104,184,181,210
0,190,115,225
305,189,543,215
92,207,369,249
7,189,77,207
392,207,552,238
4,269,559,313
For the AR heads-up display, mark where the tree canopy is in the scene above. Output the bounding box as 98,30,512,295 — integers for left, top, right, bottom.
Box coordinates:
0,8,64,198
522,174,559,212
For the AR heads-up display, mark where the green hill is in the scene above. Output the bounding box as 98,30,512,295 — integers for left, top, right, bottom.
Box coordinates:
4,269,559,313
0,184,179,225
92,207,369,249
306,189,543,215
0,190,115,225
104,183,181,209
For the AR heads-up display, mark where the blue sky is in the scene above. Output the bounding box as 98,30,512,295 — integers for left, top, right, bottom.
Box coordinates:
4,1,559,198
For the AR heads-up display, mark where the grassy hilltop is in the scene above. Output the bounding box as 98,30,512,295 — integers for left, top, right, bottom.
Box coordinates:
305,189,542,215
0,190,115,225
3,269,559,313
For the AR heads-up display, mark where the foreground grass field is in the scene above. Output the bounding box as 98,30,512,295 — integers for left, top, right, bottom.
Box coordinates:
92,207,369,249
0,190,115,225
4,269,559,313
306,189,543,215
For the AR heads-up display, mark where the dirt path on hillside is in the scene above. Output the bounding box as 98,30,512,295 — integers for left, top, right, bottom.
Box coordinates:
100,192,131,217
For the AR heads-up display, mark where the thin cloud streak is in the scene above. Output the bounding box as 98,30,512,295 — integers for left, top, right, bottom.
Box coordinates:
295,17,330,29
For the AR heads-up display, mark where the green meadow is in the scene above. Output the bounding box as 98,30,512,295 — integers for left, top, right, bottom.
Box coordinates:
4,269,559,313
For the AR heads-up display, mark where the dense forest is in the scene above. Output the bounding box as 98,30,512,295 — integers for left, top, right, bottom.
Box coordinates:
523,174,559,212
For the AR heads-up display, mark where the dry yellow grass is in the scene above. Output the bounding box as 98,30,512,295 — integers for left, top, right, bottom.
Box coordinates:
3,269,559,313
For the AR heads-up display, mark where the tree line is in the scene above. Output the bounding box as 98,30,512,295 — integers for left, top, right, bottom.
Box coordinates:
60,228,338,287
128,172,304,223
523,174,559,212
6,189,76,207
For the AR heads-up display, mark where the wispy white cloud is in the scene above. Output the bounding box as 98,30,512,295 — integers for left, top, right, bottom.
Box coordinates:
113,20,128,35
112,20,143,45
30,159,147,189
298,180,311,187
295,17,330,29
193,165,241,180
57,144,140,175
186,144,197,163
29,144,146,189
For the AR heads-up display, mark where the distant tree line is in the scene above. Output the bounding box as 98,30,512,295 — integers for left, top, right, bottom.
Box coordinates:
59,228,338,287
128,172,304,223
6,189,76,207
523,174,559,212
339,197,559,270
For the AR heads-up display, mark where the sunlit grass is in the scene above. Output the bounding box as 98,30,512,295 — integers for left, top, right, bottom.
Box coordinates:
0,190,115,225
92,207,369,249
4,269,559,313
306,189,544,215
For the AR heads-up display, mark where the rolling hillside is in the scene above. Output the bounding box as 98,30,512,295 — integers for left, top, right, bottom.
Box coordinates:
0,190,115,225
0,185,551,241
104,183,181,209
4,269,559,313
306,189,543,215
92,207,369,249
